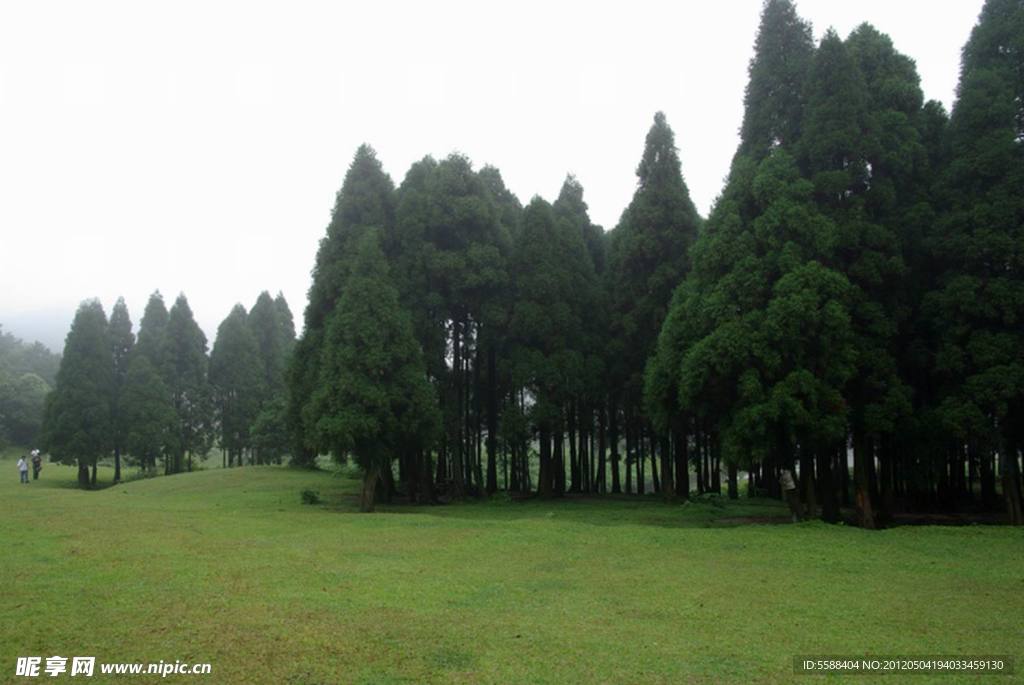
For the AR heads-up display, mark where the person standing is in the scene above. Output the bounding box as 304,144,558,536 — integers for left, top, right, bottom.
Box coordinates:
31,451,42,480
17,456,29,484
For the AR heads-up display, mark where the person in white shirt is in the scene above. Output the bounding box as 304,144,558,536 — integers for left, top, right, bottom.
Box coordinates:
17,456,29,484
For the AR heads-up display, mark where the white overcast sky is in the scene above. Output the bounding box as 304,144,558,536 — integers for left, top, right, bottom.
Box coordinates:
0,0,984,351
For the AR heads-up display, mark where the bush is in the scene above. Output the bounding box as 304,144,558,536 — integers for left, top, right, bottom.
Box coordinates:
301,489,321,505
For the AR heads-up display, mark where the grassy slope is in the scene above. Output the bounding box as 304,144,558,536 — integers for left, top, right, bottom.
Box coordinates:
1,456,1021,684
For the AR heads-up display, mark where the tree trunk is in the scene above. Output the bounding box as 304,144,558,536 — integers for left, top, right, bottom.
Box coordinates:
853,428,878,529
637,423,645,495
650,430,661,494
436,439,447,487
114,446,122,483
978,443,996,510
800,446,816,520
597,405,607,494
674,427,689,499
418,449,434,504
610,402,621,494
710,439,721,495
360,464,381,513
727,461,738,500
78,460,91,488
625,421,633,494
486,345,498,494
579,407,590,493
695,431,704,494
838,447,850,507
451,321,465,498
554,428,566,496
817,448,838,522
539,424,552,498
568,404,579,493
660,434,674,502
1002,440,1023,526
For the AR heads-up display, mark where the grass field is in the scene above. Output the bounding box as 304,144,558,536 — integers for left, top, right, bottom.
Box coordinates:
1,451,1021,684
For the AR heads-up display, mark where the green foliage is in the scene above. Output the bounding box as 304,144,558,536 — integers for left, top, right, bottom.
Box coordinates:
248,291,294,401
0,325,60,445
0,371,50,446
0,324,60,386
928,0,1024,451
307,229,441,474
121,354,177,471
134,291,169,370
108,297,134,468
210,304,264,462
40,300,114,486
739,0,815,158
290,144,396,464
251,397,291,465
609,112,702,409
300,488,321,505
162,294,211,472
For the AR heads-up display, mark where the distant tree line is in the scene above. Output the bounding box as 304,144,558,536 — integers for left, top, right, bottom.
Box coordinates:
291,0,1023,522
41,292,294,487
0,325,59,448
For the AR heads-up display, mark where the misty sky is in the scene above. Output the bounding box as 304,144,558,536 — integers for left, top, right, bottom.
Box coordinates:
0,0,985,351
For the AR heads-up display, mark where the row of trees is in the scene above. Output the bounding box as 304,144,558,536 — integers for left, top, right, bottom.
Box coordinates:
292,0,1022,522
41,291,295,487
646,0,1023,526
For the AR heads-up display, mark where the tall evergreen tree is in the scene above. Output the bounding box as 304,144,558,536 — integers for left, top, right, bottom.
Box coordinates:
307,229,440,512
290,144,395,467
390,153,510,497
509,197,592,496
930,0,1024,523
249,291,294,404
40,300,114,488
211,304,265,467
739,0,816,159
609,112,701,495
108,297,134,482
135,291,169,369
162,294,211,473
553,175,605,494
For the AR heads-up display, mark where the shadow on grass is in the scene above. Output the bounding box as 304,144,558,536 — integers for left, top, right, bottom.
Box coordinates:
368,492,794,529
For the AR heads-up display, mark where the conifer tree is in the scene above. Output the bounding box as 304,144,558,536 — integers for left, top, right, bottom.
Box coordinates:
41,300,114,488
108,297,134,482
249,291,294,402
739,0,815,159
609,112,701,495
135,291,169,370
211,304,265,467
931,0,1024,523
162,294,211,473
290,145,395,467
308,229,440,512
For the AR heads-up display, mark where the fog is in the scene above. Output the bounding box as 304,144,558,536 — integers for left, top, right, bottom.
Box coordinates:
0,0,983,351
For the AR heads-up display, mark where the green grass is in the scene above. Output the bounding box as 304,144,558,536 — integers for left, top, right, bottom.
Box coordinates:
1,454,1021,684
